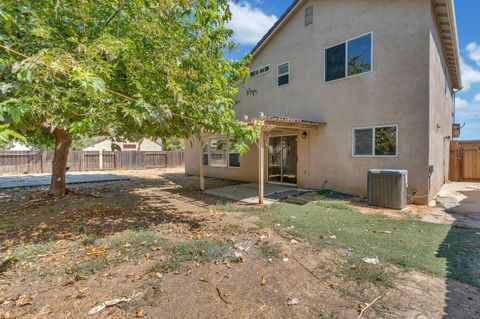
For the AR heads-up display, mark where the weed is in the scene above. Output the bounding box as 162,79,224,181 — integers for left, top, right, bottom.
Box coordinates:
74,258,108,275
260,242,283,258
149,241,230,273
0,255,19,273
71,223,86,234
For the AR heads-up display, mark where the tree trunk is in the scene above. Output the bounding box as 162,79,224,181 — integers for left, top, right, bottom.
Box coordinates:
50,128,72,196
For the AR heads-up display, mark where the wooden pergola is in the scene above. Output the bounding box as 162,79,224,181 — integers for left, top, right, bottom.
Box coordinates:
198,115,325,204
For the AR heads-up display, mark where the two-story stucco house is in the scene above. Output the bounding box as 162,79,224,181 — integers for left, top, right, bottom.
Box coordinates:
184,0,462,205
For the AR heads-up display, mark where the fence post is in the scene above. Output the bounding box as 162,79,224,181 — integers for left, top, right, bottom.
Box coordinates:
99,149,104,170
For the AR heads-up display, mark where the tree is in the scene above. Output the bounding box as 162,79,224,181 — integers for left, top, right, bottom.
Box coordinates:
160,137,185,151
0,0,259,196
0,124,24,145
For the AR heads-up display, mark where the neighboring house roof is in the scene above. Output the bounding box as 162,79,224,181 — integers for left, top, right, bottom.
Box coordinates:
250,0,462,90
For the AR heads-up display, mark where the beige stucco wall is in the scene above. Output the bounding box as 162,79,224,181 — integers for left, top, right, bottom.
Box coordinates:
185,137,260,182
427,5,455,202
185,0,453,204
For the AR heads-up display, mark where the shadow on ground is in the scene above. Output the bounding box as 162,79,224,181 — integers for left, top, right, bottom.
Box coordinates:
438,190,480,318
0,172,238,249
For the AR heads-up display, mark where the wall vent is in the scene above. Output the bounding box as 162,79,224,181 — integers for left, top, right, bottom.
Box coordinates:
305,6,313,26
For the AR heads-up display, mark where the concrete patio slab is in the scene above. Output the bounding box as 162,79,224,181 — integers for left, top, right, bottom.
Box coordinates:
205,182,313,204
0,171,129,189
426,182,480,229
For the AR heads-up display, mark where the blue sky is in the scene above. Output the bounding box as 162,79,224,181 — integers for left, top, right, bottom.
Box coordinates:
226,0,480,140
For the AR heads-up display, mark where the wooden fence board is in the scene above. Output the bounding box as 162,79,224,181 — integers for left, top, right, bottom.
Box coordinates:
0,151,184,175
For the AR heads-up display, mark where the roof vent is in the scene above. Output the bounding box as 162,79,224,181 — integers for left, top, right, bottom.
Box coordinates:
305,6,313,26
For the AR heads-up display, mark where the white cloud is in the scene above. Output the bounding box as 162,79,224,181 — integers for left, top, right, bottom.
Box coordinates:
466,42,480,66
475,93,480,103
460,57,480,91
456,97,468,109
227,1,277,45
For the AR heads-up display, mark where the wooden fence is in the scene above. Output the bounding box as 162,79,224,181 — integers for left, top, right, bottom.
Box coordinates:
0,150,184,175
450,141,480,181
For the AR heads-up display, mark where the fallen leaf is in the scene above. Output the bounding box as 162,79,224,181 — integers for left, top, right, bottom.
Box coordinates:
260,276,267,286
136,308,147,318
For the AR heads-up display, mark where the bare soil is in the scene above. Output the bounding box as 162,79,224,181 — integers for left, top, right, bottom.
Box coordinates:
0,168,479,319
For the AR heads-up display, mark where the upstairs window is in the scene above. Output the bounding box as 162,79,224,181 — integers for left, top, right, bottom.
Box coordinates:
305,6,313,26
250,65,270,78
277,62,290,86
325,33,372,82
353,125,397,157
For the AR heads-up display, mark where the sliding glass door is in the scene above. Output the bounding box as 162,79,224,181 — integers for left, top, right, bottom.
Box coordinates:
268,136,297,185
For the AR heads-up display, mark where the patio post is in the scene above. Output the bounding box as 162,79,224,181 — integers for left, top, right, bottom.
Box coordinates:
258,126,265,204
199,138,205,191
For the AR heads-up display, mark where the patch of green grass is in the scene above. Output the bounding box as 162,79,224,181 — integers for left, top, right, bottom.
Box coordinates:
342,257,397,288
13,241,55,262
260,200,480,287
74,258,109,275
215,201,265,213
0,255,19,273
99,229,160,258
260,242,283,258
150,241,230,272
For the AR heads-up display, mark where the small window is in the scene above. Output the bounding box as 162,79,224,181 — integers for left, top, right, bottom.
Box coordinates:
228,139,240,167
305,6,313,26
277,62,290,86
259,65,270,74
203,143,209,166
209,138,227,167
353,125,397,157
325,33,372,82
250,65,270,78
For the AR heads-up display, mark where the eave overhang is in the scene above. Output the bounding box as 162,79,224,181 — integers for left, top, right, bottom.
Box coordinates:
431,0,462,90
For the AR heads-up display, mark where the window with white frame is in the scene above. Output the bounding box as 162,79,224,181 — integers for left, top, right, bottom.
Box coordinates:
325,33,372,82
277,62,290,86
353,125,397,157
204,138,241,167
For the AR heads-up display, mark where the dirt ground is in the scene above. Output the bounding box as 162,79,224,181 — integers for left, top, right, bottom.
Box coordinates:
1,168,479,319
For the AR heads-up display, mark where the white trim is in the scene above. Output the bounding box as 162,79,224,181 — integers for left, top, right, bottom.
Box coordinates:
277,61,290,87
267,181,298,187
352,124,399,158
324,32,373,83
